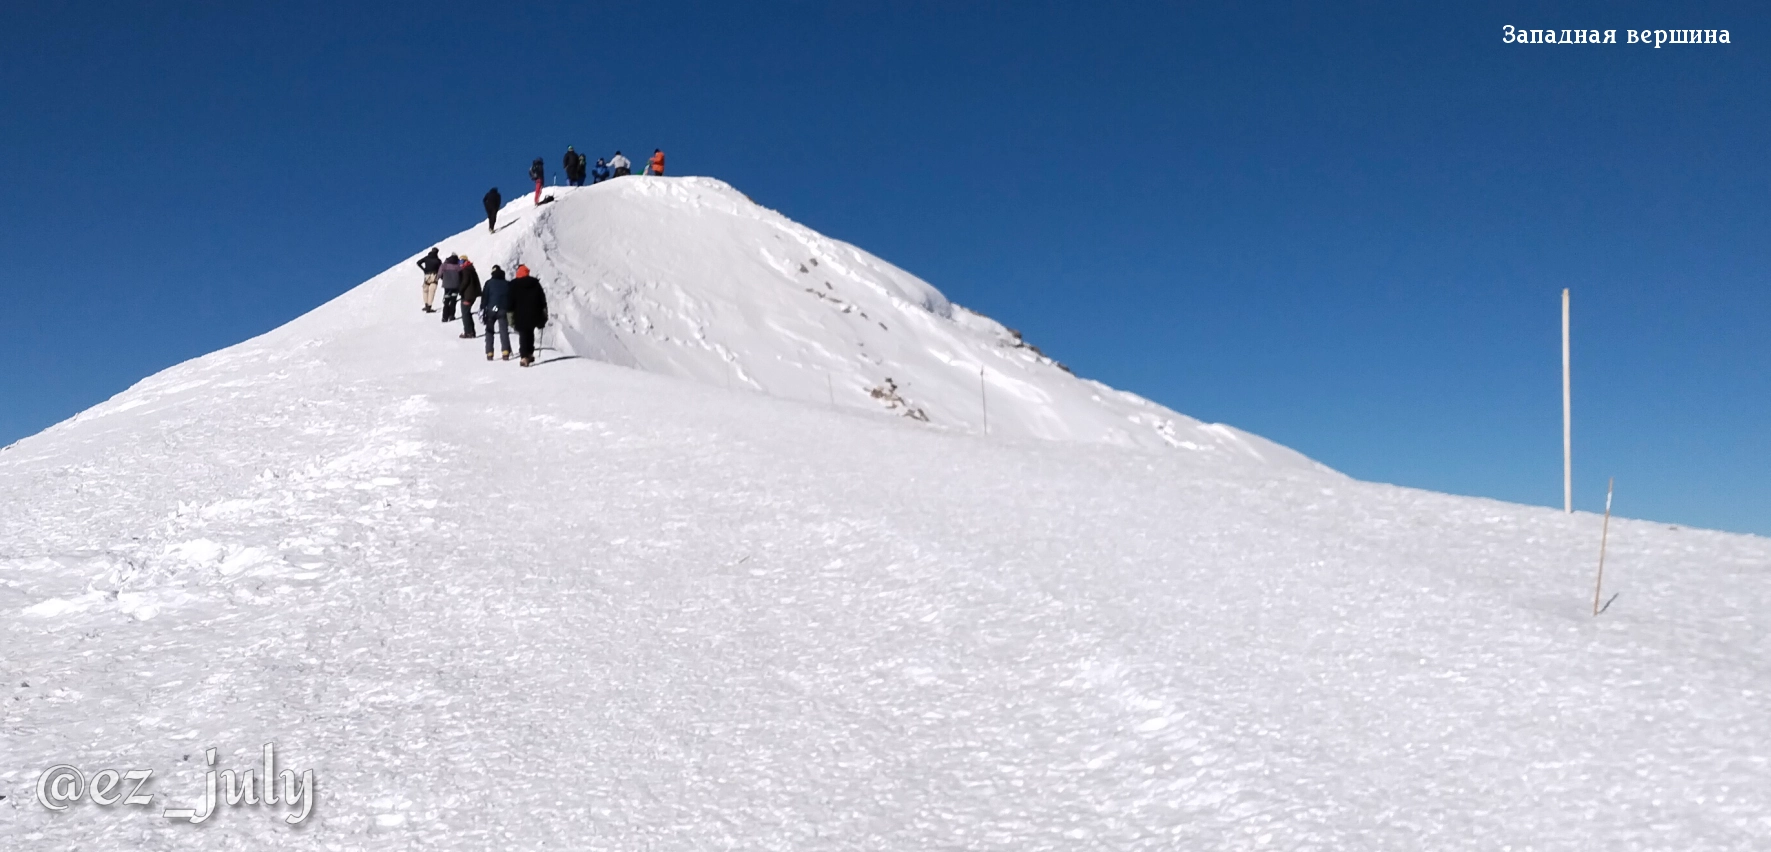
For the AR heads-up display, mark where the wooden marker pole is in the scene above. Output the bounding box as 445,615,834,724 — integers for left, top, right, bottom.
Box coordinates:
1593,477,1614,616
1563,289,1573,513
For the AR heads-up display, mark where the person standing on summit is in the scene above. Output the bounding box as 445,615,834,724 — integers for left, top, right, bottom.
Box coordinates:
508,264,549,367
483,187,501,233
416,247,442,313
608,151,631,178
646,148,665,176
564,146,584,187
529,158,546,201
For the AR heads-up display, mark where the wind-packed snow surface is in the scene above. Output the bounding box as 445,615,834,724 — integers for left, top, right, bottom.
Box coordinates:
3,178,1769,850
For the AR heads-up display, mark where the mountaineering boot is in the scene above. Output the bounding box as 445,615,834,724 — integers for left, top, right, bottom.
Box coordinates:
520,358,533,367
459,333,476,339
486,352,494,361
502,351,512,361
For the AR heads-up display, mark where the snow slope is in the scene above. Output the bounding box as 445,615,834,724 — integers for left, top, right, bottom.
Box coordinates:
400,178,1322,466
2,178,1769,850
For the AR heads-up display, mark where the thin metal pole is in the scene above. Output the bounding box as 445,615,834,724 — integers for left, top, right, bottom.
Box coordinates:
1593,477,1614,616
1563,289,1572,513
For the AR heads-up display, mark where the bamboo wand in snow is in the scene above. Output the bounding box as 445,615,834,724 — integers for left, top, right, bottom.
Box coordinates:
979,367,989,436
1592,477,1614,616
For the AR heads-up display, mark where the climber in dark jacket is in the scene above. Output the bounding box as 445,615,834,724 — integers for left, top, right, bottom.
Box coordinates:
483,187,501,233
416,248,442,312
529,158,545,202
508,264,549,367
564,146,585,186
458,256,483,338
481,266,513,360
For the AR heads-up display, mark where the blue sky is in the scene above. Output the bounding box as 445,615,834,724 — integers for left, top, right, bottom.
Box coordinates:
3,2,1766,535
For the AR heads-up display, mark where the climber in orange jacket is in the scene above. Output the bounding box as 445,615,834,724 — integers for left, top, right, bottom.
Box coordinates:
647,149,665,176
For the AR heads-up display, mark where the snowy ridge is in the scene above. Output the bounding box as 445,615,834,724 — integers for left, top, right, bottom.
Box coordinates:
273,177,1326,468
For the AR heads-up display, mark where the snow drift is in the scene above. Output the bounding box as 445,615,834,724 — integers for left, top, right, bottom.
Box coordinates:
2,177,1768,851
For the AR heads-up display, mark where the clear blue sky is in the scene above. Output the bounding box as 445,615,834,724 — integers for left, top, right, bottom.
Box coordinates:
3,2,1766,535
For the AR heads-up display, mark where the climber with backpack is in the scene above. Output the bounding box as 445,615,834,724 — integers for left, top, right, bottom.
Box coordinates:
647,148,665,176
438,253,464,323
458,255,482,338
481,266,513,361
508,264,549,367
529,158,546,202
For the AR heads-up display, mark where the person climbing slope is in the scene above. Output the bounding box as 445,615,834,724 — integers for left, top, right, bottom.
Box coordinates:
416,247,442,313
591,157,610,184
508,264,549,367
481,266,512,361
609,151,631,178
529,158,546,201
483,187,502,233
647,148,665,176
458,254,482,338
438,253,464,323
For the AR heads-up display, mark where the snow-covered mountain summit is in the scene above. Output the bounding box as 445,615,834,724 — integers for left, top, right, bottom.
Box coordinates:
280,176,1323,468
4,176,1768,850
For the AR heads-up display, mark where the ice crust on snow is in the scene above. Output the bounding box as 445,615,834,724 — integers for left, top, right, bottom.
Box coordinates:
2,177,1768,850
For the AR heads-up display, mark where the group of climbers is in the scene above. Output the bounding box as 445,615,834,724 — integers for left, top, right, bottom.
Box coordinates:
429,144,666,365
482,147,666,233
559,145,664,185
414,250,550,367
595,148,662,179
574,148,664,183
551,147,668,193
